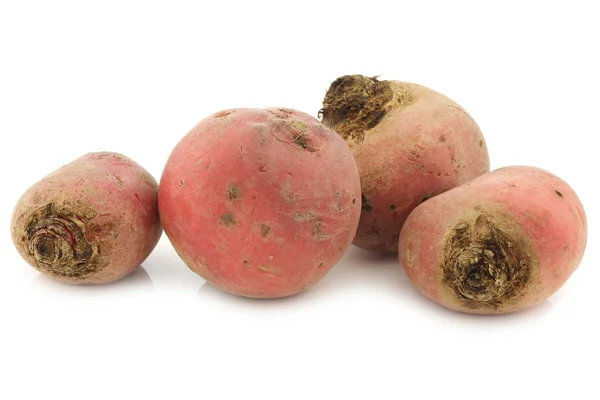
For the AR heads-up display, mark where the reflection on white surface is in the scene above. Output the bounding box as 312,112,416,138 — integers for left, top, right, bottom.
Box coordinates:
30,266,155,294
195,245,554,322
193,246,429,318
140,238,206,291
197,281,309,309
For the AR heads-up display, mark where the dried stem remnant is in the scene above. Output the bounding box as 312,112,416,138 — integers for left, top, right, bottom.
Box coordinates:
22,203,101,278
321,75,412,144
442,214,531,308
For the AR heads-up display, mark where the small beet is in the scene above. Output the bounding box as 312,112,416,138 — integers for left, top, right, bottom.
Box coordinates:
11,152,162,284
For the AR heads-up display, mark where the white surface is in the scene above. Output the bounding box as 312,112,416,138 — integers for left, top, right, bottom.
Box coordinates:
1,1,598,399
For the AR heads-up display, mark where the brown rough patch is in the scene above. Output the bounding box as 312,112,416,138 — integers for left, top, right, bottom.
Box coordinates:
83,207,97,220
292,133,310,150
389,203,397,211
555,190,563,198
442,213,535,310
20,202,104,279
179,179,185,188
219,213,236,227
259,223,272,238
313,219,327,240
290,119,307,132
438,135,446,143
227,184,240,200
321,74,413,144
285,120,315,152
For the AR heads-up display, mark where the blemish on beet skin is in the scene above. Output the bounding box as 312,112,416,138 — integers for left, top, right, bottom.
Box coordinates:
259,223,272,238
555,190,563,198
134,193,141,201
219,213,236,226
227,184,240,200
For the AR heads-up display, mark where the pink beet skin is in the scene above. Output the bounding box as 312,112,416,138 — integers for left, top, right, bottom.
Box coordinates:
159,108,361,298
11,152,162,284
399,166,587,314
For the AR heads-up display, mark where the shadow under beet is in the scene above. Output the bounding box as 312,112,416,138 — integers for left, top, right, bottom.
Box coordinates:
313,245,555,321
312,245,415,295
197,281,311,310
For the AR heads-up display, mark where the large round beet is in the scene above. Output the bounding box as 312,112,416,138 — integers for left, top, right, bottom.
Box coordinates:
11,152,162,284
159,108,361,298
321,75,490,252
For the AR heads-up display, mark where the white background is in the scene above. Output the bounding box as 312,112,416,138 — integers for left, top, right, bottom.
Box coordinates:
1,1,598,399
